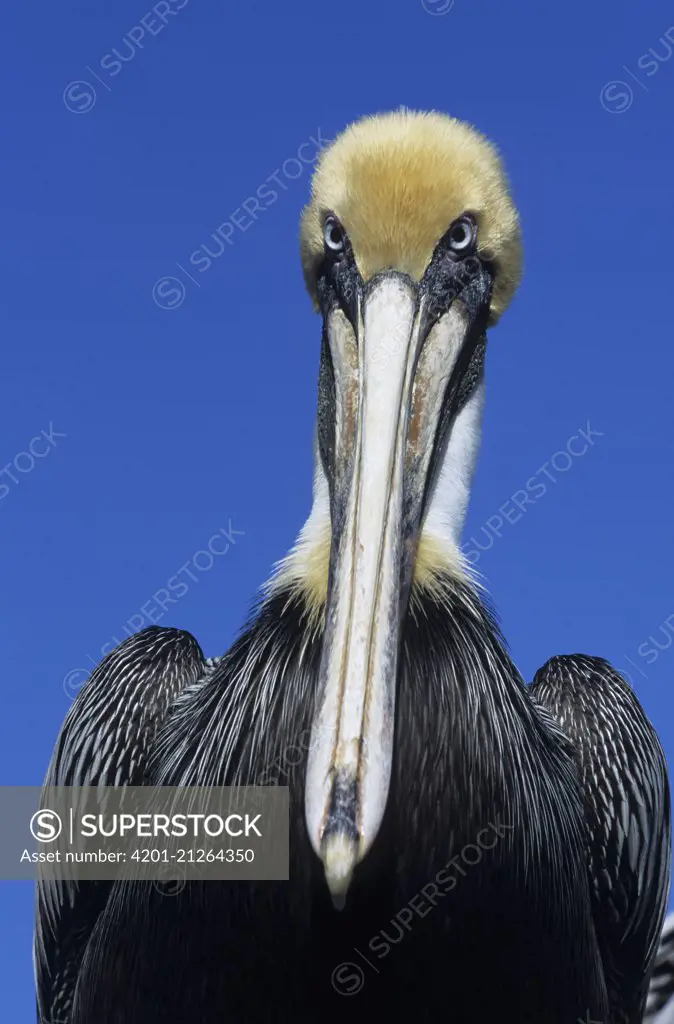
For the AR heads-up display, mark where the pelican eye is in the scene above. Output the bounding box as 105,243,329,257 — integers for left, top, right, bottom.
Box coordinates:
324,216,345,254
448,216,476,254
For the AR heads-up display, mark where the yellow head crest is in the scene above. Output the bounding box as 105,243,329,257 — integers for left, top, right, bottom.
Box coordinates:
300,108,522,323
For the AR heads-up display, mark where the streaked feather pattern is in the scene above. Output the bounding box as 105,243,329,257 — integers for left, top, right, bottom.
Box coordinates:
531,655,671,1024
35,627,208,1024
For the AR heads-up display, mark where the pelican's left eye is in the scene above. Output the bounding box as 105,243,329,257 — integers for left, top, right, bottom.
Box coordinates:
448,216,476,254
324,216,345,254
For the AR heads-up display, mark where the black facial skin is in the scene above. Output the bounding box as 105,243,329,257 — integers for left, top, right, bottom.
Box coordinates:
315,217,359,514
418,216,494,511
315,211,496,521
315,218,360,329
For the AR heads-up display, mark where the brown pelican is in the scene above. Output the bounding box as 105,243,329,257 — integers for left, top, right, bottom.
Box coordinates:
36,109,671,1024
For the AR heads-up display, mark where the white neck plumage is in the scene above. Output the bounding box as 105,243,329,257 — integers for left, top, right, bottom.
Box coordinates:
268,376,485,614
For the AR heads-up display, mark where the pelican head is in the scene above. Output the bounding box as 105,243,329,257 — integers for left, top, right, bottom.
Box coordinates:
278,109,522,905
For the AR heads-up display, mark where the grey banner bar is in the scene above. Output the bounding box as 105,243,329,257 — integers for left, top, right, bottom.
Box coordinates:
0,786,288,881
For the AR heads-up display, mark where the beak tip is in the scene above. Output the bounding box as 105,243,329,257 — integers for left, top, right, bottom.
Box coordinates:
322,831,359,911
330,890,348,912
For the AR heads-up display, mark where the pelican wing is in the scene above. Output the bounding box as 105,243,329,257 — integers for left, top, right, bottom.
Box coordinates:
531,654,671,1024
35,626,207,1024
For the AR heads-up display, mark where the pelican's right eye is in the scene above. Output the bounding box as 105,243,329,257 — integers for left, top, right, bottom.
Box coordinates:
447,215,477,254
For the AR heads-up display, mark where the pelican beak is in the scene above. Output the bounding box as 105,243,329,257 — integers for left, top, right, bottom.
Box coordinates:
305,262,491,907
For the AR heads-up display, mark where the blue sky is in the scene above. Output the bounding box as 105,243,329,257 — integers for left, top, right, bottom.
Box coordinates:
2,0,674,1017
